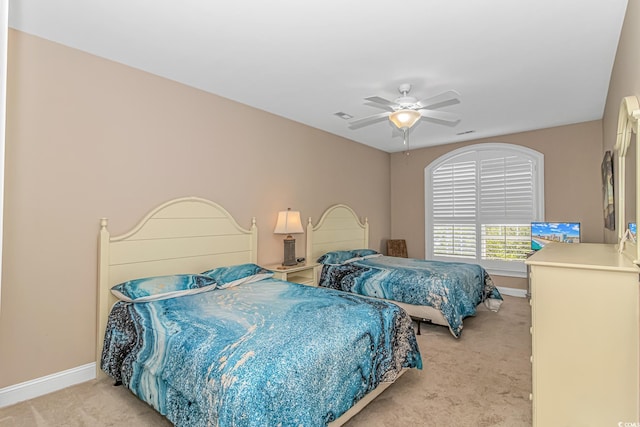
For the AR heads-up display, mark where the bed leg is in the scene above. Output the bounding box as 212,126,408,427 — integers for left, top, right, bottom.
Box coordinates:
416,320,421,335
113,380,122,387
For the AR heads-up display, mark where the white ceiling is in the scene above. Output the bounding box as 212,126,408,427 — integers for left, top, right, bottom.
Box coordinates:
7,0,629,153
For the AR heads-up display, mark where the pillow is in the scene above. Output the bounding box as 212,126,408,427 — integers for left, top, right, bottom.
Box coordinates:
201,263,273,289
317,249,380,265
111,274,218,303
353,249,380,258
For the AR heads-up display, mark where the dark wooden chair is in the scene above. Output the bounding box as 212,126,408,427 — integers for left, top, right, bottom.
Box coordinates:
386,239,408,258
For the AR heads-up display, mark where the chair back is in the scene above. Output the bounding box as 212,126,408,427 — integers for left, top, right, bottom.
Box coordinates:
387,239,408,258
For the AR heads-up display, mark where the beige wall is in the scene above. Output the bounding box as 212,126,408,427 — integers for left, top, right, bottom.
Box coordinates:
0,31,391,388
390,120,604,290
603,0,640,243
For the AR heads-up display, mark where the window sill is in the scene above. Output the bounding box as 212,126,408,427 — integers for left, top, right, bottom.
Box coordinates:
484,267,527,279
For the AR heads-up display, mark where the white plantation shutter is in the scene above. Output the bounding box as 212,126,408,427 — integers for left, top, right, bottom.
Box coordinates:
432,158,477,258
433,160,477,220
479,155,533,219
425,144,544,277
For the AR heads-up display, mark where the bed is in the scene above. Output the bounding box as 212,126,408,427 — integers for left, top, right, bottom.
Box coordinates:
305,204,503,338
96,197,422,427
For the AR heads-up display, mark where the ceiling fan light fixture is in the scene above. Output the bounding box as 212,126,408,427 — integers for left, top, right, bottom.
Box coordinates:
389,109,421,129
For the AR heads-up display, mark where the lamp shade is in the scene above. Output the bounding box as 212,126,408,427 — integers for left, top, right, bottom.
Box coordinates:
274,209,304,235
389,109,421,129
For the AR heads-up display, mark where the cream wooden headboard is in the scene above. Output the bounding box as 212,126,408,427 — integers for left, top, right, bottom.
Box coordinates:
306,204,369,264
96,197,257,377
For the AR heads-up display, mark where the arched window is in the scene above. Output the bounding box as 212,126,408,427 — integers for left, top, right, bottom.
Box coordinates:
425,143,544,277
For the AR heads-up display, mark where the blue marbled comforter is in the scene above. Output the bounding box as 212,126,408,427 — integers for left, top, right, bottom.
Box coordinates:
318,256,503,337
101,278,422,427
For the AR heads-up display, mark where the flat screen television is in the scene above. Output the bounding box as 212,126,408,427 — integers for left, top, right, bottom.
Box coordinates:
531,222,581,251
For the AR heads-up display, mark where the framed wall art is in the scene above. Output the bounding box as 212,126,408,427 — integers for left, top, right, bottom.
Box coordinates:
602,150,615,230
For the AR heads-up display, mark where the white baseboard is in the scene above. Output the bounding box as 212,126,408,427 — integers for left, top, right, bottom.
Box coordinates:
497,286,528,298
0,362,96,408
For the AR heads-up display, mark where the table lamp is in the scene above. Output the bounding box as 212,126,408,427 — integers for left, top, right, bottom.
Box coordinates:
274,208,304,266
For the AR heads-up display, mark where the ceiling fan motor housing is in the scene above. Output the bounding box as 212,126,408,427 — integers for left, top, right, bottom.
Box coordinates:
395,84,419,109
395,95,420,110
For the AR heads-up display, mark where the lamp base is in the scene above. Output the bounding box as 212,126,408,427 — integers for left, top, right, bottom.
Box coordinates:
282,236,297,266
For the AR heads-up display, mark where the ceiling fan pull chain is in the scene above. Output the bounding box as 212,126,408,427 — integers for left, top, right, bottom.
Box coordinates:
403,128,411,156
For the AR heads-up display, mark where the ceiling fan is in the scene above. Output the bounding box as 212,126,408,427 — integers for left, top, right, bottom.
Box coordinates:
349,83,461,132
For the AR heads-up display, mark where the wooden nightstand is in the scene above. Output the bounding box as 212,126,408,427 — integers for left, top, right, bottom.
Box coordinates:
265,262,319,286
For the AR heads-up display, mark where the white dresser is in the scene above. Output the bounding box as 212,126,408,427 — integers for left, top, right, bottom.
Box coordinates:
526,242,639,427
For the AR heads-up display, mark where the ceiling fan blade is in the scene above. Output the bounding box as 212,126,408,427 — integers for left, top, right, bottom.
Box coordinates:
348,112,391,129
420,109,461,124
364,96,400,109
417,90,461,110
